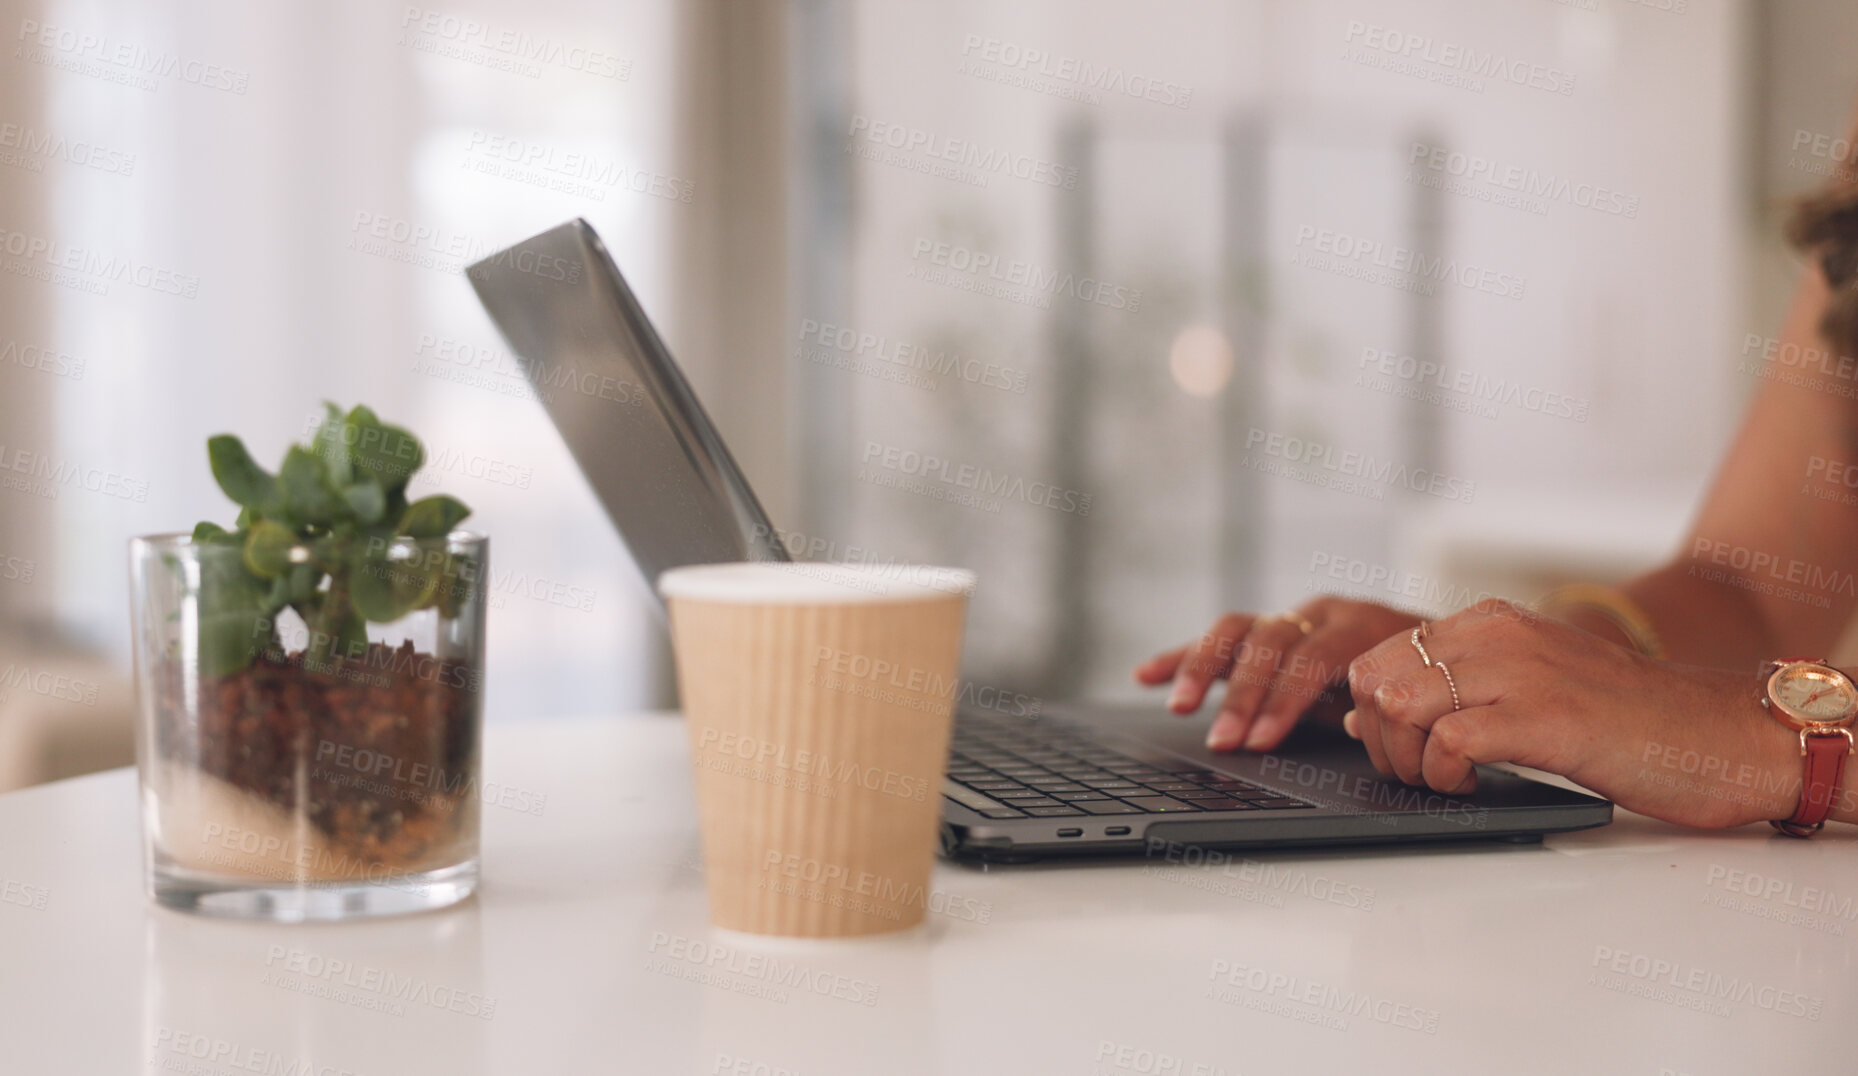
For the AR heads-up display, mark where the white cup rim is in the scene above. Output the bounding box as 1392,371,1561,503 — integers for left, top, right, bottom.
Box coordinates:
657,561,975,604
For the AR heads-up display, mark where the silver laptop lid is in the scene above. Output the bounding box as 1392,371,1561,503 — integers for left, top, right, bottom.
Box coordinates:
465,219,787,595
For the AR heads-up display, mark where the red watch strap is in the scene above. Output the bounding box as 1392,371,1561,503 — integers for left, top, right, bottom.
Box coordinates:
1773,731,1852,837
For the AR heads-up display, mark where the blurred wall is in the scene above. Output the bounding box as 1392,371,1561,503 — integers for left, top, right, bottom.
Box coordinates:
787,0,1763,701
2,0,1854,785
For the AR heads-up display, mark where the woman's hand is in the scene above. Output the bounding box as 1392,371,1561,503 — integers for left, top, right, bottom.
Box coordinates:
1134,598,1422,752
1345,600,1802,828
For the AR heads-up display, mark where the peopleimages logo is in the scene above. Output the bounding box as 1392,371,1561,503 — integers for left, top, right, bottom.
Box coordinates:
847,114,1078,190
1305,551,1522,620
1407,141,1637,218
1292,225,1526,301
797,318,1029,394
1356,346,1589,422
0,553,38,584
1243,428,1477,504
1689,537,1857,603
14,18,251,95
0,224,199,298
1093,1040,1236,1076
1205,960,1442,1034
0,443,149,503
1589,946,1822,1020
0,338,85,379
1793,128,1858,169
1803,455,1858,508
957,34,1193,109
694,726,933,802
908,238,1142,312
264,944,498,1020
0,663,100,705
0,878,48,910
860,441,1092,515
461,130,694,204
1740,333,1858,382
646,931,881,1006
1256,754,1489,829
398,7,630,81
1143,838,1378,910
0,120,136,176
759,850,993,925
313,740,547,817
811,644,1040,718
1342,20,1576,96
1704,865,1858,922
151,1027,363,1076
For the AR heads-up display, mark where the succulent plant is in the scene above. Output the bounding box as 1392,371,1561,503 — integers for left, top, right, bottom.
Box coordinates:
189,403,473,677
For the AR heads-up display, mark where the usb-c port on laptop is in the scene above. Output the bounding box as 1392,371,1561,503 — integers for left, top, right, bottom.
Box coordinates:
1056,828,1083,838
1105,826,1131,836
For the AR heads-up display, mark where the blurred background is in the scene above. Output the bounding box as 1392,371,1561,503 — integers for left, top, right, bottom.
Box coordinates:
1,0,1854,791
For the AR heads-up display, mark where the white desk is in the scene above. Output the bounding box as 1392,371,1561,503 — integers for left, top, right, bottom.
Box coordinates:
2,712,1852,1075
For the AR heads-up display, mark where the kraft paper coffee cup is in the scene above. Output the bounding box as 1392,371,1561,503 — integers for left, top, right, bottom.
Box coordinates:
660,562,975,938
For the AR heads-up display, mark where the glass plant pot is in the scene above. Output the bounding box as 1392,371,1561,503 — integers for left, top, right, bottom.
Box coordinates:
130,531,487,921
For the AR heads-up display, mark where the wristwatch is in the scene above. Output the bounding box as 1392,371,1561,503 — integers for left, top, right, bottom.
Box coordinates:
1760,659,1858,836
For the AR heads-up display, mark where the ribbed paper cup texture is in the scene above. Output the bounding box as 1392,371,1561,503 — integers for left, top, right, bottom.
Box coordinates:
662,563,973,938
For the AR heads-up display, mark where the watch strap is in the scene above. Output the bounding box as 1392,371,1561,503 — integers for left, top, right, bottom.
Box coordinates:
1772,729,1853,837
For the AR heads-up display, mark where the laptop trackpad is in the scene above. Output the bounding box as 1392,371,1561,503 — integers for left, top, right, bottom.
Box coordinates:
1075,704,1513,813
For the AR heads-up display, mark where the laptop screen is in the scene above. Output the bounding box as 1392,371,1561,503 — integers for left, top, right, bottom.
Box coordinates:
466,219,788,599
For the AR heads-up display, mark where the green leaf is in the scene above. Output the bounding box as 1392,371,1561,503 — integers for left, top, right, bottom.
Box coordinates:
197,404,473,662
277,445,345,526
311,401,353,488
350,548,436,623
434,550,479,617
286,562,322,605
342,481,386,524
261,574,293,615
289,594,322,631
243,519,300,579
345,406,424,495
196,542,265,609
384,489,408,532
309,610,369,664
305,575,370,665
196,609,273,679
208,435,277,510
349,558,402,622
193,541,275,676
399,495,471,538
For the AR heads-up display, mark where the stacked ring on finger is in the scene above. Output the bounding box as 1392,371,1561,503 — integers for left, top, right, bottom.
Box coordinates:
1435,662,1462,711
1409,627,1433,668
1282,611,1316,636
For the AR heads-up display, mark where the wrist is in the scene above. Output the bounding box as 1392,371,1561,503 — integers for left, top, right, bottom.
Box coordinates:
1756,661,1858,830
1559,607,1641,654
1753,707,1817,825
1539,583,1664,659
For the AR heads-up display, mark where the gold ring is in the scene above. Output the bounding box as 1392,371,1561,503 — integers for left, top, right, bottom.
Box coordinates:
1409,628,1433,668
1436,662,1462,712
1282,611,1315,636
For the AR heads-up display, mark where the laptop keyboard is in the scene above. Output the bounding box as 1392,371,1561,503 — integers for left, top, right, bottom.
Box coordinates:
944,713,1315,819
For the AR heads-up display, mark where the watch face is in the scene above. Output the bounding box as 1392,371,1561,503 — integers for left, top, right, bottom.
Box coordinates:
1771,664,1858,722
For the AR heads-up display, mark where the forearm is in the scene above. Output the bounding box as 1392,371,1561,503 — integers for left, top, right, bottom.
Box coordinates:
1576,264,1858,669
1615,561,1788,670
1633,664,1858,829
1541,562,1785,672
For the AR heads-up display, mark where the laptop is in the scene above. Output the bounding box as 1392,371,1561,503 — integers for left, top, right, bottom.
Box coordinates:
467,219,1612,862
